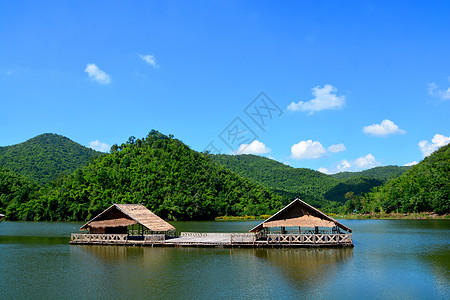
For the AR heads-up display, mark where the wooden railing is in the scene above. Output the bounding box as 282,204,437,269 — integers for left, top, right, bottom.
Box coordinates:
70,233,128,244
230,233,256,243
144,234,165,243
71,233,166,245
267,233,352,244
180,232,210,237
178,232,257,244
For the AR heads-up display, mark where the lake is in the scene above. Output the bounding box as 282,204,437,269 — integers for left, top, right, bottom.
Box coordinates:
0,219,449,299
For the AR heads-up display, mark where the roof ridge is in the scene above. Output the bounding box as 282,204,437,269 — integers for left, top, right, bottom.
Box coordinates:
249,198,352,233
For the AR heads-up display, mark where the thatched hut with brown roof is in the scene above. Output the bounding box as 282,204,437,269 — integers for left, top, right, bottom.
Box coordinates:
80,204,175,235
250,198,351,234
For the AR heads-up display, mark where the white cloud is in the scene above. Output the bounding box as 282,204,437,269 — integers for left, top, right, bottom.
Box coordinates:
318,167,332,174
354,153,378,169
291,140,327,159
404,161,418,166
85,64,111,84
418,134,450,157
139,54,158,68
238,140,271,154
428,78,450,100
337,159,352,172
89,140,110,152
363,119,406,137
327,143,347,153
287,84,345,114
322,154,380,174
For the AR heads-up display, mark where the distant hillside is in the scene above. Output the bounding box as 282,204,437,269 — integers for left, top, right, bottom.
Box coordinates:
347,144,450,214
211,154,341,206
0,133,101,184
331,165,412,181
210,154,404,206
211,154,337,193
7,131,284,221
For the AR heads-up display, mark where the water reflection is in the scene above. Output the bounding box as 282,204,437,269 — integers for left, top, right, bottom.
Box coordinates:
418,246,450,296
252,248,353,286
72,245,143,261
2,220,448,299
68,245,352,298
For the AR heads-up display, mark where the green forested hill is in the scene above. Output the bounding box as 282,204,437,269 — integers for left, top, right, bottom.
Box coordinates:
7,131,284,221
210,154,409,206
331,165,412,181
0,133,100,184
2,131,446,221
210,154,339,207
346,144,450,214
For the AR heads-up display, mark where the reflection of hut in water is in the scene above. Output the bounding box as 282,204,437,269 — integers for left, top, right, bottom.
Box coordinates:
250,198,353,246
81,203,175,234
253,247,353,283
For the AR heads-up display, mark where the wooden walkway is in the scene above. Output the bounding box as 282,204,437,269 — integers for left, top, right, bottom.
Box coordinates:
70,232,353,247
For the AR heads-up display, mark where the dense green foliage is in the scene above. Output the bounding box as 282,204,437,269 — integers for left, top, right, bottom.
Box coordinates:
210,154,392,207
324,177,384,203
5,131,284,221
211,154,338,206
0,133,100,184
1,132,448,221
0,166,39,216
331,165,411,181
344,144,450,214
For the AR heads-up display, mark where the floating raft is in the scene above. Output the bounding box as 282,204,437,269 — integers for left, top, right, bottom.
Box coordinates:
70,199,354,248
70,232,353,248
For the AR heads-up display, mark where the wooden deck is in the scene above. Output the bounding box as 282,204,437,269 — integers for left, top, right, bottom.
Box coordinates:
70,232,353,247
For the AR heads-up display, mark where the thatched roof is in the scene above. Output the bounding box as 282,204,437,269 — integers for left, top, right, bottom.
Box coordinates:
264,215,335,228
80,204,175,232
249,198,352,233
88,218,137,228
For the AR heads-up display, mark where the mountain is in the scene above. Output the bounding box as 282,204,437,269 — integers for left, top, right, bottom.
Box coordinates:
0,133,101,184
210,154,340,206
210,154,337,193
210,154,408,206
331,165,412,181
7,131,284,221
348,144,450,214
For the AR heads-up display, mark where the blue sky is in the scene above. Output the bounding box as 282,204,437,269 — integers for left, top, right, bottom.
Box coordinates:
1,0,449,173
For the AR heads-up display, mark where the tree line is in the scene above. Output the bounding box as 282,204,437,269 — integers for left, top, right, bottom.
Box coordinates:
2,131,284,221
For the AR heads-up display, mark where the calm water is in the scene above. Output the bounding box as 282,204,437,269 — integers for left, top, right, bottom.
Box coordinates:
0,220,449,299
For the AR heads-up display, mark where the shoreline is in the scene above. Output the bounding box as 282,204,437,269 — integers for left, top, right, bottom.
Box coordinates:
331,212,449,220
215,212,450,221
2,213,449,223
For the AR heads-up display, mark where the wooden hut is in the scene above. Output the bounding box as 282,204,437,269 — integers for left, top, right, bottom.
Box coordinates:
80,203,175,235
0,213,4,222
250,198,352,245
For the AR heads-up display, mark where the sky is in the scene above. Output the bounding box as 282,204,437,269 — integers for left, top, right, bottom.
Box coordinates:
1,0,450,174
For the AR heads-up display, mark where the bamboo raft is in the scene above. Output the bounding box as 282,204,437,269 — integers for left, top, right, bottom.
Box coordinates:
70,199,354,248
70,232,353,248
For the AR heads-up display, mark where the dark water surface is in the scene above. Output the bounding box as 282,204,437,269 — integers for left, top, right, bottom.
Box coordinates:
1,220,449,299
